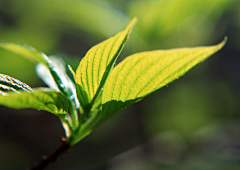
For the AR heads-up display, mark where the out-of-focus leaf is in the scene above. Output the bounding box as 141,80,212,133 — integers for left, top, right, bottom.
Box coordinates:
33,0,129,38
0,42,48,65
128,0,235,48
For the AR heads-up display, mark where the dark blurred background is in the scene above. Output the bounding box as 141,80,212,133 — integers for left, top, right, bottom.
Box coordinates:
0,0,240,169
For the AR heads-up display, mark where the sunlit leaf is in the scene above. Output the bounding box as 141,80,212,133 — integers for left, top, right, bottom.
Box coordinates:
0,74,33,93
0,84,19,94
0,90,7,96
36,56,79,108
0,88,68,115
100,38,227,123
0,42,78,106
0,42,48,65
75,17,137,113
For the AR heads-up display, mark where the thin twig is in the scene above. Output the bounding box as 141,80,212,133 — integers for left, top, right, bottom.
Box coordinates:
27,137,71,170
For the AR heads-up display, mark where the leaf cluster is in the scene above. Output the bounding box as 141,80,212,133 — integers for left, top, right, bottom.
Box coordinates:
0,18,226,146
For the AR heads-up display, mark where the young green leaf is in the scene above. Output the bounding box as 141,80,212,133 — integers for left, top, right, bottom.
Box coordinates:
0,88,69,115
100,38,227,123
75,18,137,113
0,42,48,66
0,84,19,94
0,74,33,93
0,90,7,96
0,42,78,107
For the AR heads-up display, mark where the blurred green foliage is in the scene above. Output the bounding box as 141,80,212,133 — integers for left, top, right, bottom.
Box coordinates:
0,0,239,169
0,0,237,85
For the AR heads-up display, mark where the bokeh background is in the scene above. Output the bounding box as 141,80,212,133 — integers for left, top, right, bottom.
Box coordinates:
0,0,240,169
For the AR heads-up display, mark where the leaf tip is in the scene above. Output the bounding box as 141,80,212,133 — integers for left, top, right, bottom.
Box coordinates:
68,65,76,78
131,17,138,26
125,17,138,38
218,36,228,50
223,36,228,44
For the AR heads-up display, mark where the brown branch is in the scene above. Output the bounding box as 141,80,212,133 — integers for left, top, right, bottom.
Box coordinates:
27,137,71,170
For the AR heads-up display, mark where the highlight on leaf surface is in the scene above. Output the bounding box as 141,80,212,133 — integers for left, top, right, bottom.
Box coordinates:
0,42,78,108
0,74,33,93
75,17,137,113
0,88,69,115
100,37,227,123
36,56,79,109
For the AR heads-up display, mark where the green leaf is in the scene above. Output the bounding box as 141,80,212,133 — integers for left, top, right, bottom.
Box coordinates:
0,84,19,94
0,42,79,130
0,42,77,105
0,73,33,93
0,88,68,115
100,38,227,123
0,42,48,66
0,90,7,96
75,17,137,113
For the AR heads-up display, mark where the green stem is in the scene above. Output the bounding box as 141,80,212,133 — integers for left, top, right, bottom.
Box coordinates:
48,61,79,129
67,112,99,146
78,107,90,128
77,111,99,134
60,116,74,135
68,130,92,146
68,99,79,130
